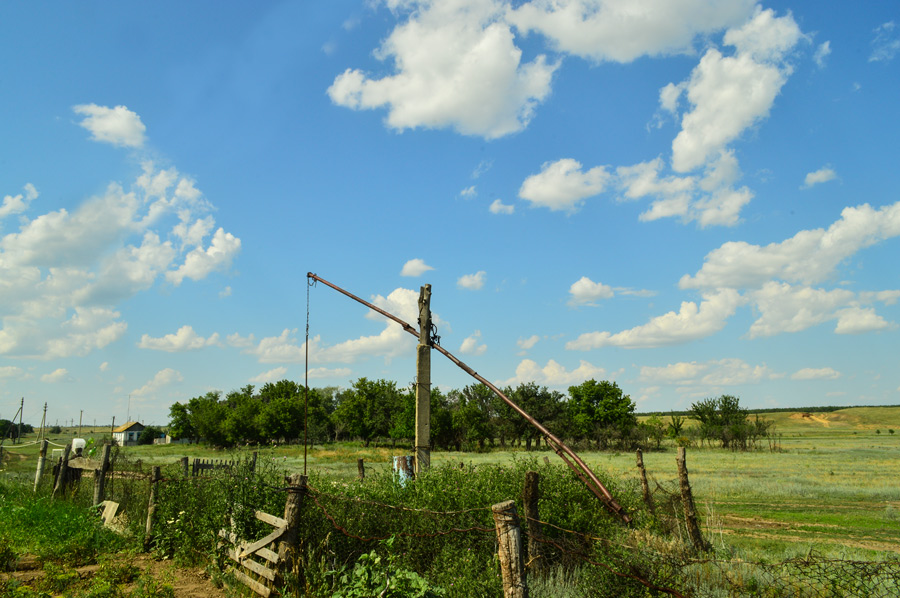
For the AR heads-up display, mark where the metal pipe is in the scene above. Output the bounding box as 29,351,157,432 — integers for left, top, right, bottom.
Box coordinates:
307,272,630,523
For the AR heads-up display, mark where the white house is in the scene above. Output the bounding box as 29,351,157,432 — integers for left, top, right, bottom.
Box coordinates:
112,421,145,446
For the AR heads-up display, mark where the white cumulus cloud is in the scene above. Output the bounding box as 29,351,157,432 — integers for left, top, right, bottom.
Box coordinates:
138,325,221,352
567,289,742,349
802,167,838,188
460,330,487,355
41,368,72,383
568,276,614,306
457,271,486,290
131,368,183,398
328,0,557,139
518,159,609,212
791,367,840,381
489,199,514,214
499,358,607,387
73,104,146,148
508,0,755,63
401,258,435,277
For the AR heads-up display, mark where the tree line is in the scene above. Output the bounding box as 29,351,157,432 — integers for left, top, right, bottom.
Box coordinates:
167,378,772,451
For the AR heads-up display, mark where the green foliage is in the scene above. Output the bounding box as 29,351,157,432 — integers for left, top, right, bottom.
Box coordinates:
151,455,285,564
137,426,164,446
567,380,638,449
690,395,773,450
333,378,404,446
169,380,334,447
331,537,445,598
0,478,131,566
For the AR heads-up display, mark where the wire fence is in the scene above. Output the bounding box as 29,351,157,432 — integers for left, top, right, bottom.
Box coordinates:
14,445,900,597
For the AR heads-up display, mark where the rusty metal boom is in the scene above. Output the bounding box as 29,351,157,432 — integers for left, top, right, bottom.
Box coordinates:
307,272,630,524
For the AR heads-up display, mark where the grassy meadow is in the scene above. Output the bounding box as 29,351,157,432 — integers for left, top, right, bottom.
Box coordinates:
3,405,899,565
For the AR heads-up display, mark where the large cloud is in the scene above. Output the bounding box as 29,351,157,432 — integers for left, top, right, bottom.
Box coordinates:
567,289,742,349
508,0,754,63
668,8,803,173
681,201,900,290
328,0,557,139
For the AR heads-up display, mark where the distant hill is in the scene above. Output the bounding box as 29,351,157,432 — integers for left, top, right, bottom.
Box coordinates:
639,405,900,432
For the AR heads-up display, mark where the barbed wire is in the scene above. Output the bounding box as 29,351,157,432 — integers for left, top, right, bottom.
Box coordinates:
308,484,493,516
308,489,494,542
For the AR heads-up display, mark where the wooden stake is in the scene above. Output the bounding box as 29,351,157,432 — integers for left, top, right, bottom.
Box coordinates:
357,458,365,481
278,473,307,577
93,444,111,505
636,449,655,515
676,447,709,552
492,500,528,598
34,439,48,492
52,443,71,499
522,471,543,572
144,466,161,551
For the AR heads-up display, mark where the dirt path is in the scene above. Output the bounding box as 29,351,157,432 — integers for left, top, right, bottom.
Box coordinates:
2,554,229,598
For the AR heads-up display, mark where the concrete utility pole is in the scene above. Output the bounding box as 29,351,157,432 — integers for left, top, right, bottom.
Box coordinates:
415,284,432,474
39,403,47,442
17,398,23,444
78,410,83,437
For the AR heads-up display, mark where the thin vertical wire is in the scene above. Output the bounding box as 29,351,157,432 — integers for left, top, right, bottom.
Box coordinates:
304,277,310,476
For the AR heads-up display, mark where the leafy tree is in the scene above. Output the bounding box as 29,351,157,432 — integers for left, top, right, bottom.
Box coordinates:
138,425,164,445
509,383,564,450
690,395,761,449
452,384,497,450
167,402,196,442
567,380,637,449
186,391,230,447
332,378,402,446
667,413,686,439
641,415,667,450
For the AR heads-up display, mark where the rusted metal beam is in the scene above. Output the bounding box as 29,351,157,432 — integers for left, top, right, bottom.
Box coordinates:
307,272,630,524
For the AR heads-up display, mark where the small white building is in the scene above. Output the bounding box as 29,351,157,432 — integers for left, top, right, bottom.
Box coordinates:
112,421,145,446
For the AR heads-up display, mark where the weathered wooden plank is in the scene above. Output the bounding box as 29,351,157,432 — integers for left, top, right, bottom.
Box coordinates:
226,549,277,581
219,528,280,564
68,457,102,470
254,511,286,528
239,526,286,559
255,547,279,564
228,567,271,597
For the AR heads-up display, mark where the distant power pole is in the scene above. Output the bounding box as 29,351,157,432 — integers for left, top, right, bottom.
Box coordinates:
78,410,83,437
38,403,47,441
17,398,23,444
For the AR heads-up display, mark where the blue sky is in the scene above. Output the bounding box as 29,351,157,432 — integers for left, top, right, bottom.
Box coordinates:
2,1,899,428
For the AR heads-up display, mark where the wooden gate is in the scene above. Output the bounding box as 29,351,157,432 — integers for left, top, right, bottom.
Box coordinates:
218,511,286,597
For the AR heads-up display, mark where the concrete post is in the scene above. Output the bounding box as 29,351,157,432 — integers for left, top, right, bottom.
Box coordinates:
415,284,432,474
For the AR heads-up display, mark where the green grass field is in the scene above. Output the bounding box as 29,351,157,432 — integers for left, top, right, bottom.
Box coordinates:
4,405,900,563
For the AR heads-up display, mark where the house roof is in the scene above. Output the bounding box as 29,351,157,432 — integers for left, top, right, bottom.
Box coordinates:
112,421,145,433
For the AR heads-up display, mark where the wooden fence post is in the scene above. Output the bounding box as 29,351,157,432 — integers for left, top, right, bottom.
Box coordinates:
250,451,258,473
357,458,365,481
34,439,48,492
180,456,189,478
92,444,111,505
522,471,543,572
278,473,307,578
144,466,161,551
676,447,709,552
492,500,528,598
636,449,655,515
52,443,72,499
